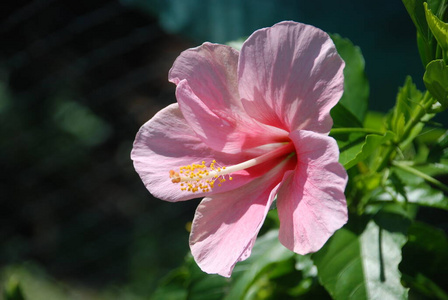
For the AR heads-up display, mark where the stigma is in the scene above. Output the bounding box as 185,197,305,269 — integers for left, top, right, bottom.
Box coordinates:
169,142,295,193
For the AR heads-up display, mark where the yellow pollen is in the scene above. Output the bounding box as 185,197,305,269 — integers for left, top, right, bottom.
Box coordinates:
168,142,296,194
169,159,229,193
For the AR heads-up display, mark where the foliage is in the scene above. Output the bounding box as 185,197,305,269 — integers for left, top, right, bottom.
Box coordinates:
4,1,448,299
151,1,448,299
313,210,410,300
152,228,330,300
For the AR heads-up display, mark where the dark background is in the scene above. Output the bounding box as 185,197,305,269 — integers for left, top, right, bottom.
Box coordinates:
0,0,422,298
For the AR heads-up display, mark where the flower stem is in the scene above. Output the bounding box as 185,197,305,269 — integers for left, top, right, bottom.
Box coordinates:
330,128,384,135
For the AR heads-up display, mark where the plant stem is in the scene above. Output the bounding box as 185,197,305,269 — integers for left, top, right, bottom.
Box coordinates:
330,128,384,135
399,92,434,145
375,92,435,172
392,161,448,193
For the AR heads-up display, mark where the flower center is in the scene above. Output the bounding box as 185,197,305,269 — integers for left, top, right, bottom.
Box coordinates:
169,142,295,193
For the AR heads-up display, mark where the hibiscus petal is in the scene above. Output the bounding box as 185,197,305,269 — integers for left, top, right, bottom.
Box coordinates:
189,158,292,277
176,79,288,153
169,43,244,142
169,42,242,112
238,21,345,134
131,103,260,202
277,130,348,254
169,42,288,153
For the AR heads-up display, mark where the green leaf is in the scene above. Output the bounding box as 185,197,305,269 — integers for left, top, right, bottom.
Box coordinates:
340,131,395,170
400,222,448,299
152,254,229,300
428,130,448,161
377,167,448,210
417,31,435,66
333,113,386,171
424,59,448,108
331,34,369,124
224,230,295,300
188,266,231,300
424,2,448,55
403,0,448,37
337,134,366,167
152,230,296,300
402,0,444,65
415,159,448,176
403,0,434,66
312,211,410,300
427,0,448,19
364,111,386,132
389,171,409,203
390,76,423,139
331,102,364,129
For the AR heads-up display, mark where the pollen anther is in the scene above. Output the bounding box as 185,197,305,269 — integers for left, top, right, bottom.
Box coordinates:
168,142,295,194
169,159,229,193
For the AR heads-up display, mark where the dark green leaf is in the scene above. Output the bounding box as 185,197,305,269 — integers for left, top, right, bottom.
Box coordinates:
402,0,430,39
331,34,369,123
224,230,295,300
389,171,409,203
152,230,297,300
188,265,231,300
312,211,410,300
404,273,448,300
402,0,439,65
400,222,448,299
331,102,364,129
152,256,227,300
417,30,436,66
423,59,448,108
427,130,448,161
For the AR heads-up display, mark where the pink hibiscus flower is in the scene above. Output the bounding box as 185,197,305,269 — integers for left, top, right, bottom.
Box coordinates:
131,21,348,277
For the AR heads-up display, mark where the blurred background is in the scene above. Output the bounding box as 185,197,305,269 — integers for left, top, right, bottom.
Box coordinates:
0,0,423,299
